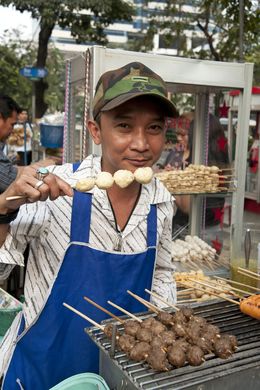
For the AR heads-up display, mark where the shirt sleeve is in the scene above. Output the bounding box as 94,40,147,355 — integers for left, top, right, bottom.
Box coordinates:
0,202,51,281
0,148,18,193
152,199,177,306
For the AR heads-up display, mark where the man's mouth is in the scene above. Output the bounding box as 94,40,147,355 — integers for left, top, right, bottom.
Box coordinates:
126,158,151,167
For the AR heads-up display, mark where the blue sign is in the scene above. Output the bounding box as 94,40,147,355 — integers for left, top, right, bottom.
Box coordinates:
19,66,48,79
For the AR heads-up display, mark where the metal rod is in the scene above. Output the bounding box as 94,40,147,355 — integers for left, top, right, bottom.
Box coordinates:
109,324,117,358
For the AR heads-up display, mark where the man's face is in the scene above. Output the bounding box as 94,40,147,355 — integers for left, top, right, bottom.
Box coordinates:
18,110,28,123
91,96,167,173
0,111,18,142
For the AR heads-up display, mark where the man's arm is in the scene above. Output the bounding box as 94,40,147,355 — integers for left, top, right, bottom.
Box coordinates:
174,194,190,214
0,165,73,248
0,149,18,193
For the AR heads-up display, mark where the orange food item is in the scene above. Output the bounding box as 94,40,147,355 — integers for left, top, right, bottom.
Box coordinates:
240,294,260,320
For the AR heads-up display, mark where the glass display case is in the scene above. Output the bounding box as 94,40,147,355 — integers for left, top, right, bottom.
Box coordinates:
64,46,254,276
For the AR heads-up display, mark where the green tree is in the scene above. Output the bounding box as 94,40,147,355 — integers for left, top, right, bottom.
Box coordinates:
134,0,259,62
0,29,65,116
0,0,134,117
194,0,259,61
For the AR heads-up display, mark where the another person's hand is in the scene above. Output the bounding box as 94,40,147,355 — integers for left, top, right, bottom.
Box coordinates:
16,158,57,178
31,158,57,168
0,166,73,214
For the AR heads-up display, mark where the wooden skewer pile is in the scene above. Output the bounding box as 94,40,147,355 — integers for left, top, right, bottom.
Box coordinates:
155,164,235,194
175,270,258,303
178,278,260,320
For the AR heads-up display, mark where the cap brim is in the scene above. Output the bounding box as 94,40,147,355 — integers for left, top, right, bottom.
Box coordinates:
100,92,178,118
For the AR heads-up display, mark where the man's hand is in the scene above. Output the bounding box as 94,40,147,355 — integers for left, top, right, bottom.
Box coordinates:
0,165,73,214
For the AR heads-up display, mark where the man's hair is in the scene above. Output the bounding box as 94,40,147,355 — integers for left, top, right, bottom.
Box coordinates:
0,95,21,119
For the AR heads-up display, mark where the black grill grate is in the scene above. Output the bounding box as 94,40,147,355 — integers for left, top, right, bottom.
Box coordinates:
86,300,260,389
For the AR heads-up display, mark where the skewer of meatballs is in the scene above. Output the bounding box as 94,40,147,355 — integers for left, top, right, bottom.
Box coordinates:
63,292,238,373
105,293,238,372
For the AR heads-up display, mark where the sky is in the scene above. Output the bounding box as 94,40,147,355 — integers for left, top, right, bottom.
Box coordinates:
0,5,33,40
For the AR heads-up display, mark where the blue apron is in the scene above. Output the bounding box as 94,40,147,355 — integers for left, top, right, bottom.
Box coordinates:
3,164,157,390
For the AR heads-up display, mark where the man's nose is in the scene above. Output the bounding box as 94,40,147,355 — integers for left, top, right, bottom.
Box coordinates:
131,129,149,151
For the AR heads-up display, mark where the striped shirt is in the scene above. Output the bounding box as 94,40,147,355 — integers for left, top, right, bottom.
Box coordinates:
0,154,176,375
0,142,18,193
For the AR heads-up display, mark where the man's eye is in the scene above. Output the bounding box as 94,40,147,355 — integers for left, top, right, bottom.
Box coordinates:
148,125,163,133
117,123,130,129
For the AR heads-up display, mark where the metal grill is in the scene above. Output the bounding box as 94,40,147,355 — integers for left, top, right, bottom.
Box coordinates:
85,300,260,390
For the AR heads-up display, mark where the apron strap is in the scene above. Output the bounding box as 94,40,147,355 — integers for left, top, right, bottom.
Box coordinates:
70,162,92,243
147,204,157,247
72,162,81,172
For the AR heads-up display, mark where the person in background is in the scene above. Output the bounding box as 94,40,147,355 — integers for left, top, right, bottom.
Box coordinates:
0,95,21,193
163,116,191,170
0,96,56,296
7,108,33,166
0,62,179,389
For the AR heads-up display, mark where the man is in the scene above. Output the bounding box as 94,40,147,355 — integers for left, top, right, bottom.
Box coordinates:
0,95,21,193
7,108,33,166
0,62,178,389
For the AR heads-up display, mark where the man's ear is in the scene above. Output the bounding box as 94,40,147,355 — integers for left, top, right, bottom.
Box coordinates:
88,119,101,145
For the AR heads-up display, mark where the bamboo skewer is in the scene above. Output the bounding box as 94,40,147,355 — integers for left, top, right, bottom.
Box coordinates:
127,290,160,314
6,195,27,201
177,298,200,303
63,302,104,330
237,267,260,278
6,184,75,201
144,289,180,311
188,278,244,298
215,276,260,292
178,281,239,305
219,168,235,171
211,278,256,295
107,300,142,323
177,288,194,295
83,296,124,324
237,270,260,281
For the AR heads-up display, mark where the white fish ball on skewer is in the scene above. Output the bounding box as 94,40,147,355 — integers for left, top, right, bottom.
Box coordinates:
75,177,95,192
134,167,153,184
95,172,114,189
114,170,134,188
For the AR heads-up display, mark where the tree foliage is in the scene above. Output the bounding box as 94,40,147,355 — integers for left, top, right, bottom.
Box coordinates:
0,30,65,116
134,0,259,63
0,0,134,117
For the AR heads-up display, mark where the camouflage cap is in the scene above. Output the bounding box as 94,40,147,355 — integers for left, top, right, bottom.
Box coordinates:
92,62,178,119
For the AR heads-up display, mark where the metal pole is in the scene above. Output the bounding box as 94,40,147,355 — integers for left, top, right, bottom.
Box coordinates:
239,0,244,61
32,82,36,123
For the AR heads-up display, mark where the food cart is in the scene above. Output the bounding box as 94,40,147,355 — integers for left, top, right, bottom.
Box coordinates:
61,46,260,389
